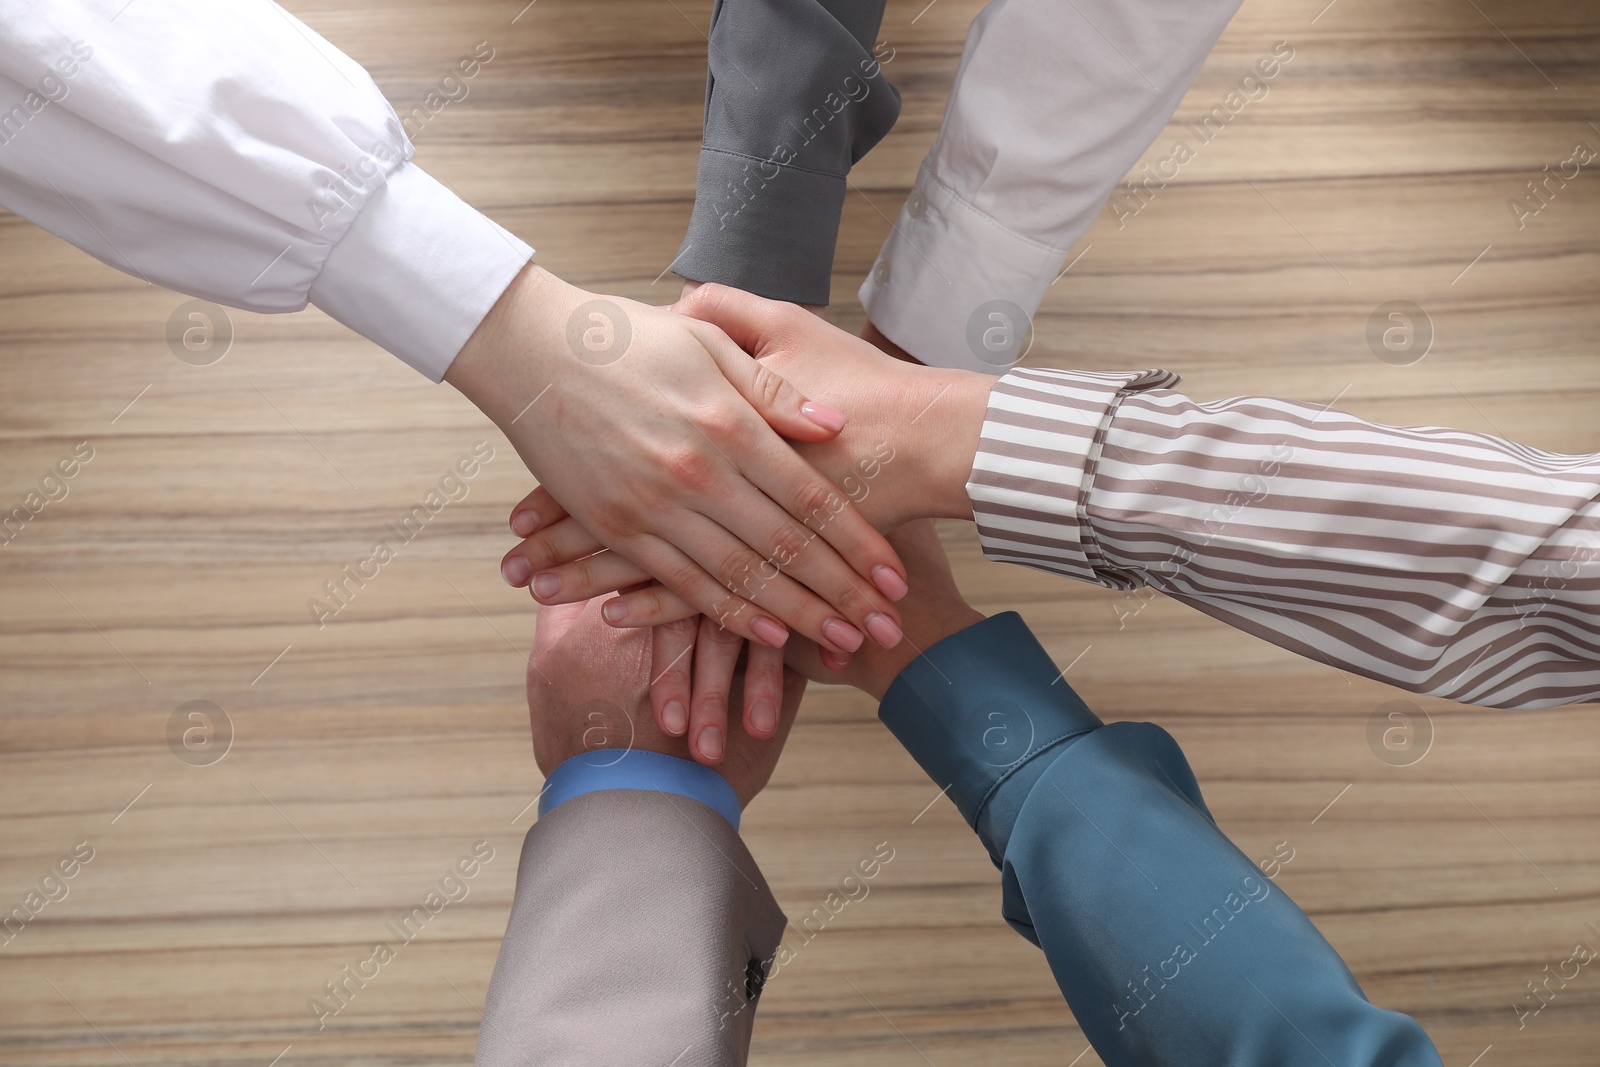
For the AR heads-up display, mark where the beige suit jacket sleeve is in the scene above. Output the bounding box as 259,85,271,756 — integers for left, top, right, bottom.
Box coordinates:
475,789,788,1067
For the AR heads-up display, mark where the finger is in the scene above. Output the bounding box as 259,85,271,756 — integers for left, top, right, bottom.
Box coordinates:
602,533,787,649
650,619,697,738
610,512,865,655
588,581,699,627
527,548,653,605
675,282,803,359
688,315,846,443
509,485,567,538
689,618,744,764
699,327,910,614
740,642,785,740
501,518,606,590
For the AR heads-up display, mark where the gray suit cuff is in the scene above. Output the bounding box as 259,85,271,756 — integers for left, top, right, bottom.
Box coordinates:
676,148,846,306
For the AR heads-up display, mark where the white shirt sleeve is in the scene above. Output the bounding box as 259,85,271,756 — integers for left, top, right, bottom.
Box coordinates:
0,0,533,381
858,0,1243,373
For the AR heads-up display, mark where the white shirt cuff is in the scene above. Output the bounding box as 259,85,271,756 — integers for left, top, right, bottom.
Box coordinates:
858,164,1065,375
310,162,534,381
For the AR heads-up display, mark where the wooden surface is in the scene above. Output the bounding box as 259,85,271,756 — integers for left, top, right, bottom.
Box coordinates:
2,0,1598,1063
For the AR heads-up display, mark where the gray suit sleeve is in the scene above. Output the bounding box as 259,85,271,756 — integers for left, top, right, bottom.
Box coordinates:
475,790,788,1067
673,0,900,305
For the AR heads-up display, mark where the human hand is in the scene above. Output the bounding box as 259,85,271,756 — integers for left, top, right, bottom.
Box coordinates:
500,284,993,615
528,596,805,801
785,519,985,700
680,278,827,320
498,286,992,757
447,264,909,659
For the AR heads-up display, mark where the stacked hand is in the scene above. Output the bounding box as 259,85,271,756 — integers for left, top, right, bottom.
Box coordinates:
528,595,806,808
449,265,911,661
502,284,995,762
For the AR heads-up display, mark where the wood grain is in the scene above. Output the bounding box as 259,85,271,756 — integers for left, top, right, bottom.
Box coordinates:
1,0,1596,1063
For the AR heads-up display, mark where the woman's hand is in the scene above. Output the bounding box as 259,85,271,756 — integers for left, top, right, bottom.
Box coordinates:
447,265,910,657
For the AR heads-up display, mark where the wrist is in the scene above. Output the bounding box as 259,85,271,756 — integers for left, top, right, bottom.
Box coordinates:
859,601,987,699
901,369,991,524
445,264,577,427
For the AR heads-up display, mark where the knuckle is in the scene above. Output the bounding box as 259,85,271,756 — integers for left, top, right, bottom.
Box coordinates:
766,521,813,571
696,691,731,719
698,403,746,445
750,363,787,412
661,444,718,491
792,478,844,530
716,545,766,596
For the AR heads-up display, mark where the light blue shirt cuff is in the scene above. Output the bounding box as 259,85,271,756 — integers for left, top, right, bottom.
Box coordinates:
537,748,742,830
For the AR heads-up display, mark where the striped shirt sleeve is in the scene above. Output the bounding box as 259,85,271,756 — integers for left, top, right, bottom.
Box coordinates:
966,367,1600,710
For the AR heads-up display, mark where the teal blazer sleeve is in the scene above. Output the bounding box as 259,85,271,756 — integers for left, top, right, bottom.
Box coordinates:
879,612,1443,1067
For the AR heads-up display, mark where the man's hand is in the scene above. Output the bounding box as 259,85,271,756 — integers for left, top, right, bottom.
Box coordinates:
449,265,909,659
528,596,805,804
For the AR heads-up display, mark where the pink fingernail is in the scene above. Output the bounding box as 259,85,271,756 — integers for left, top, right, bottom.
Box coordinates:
501,556,532,587
697,725,725,762
821,617,865,653
750,700,778,735
864,612,902,649
532,572,560,599
801,401,847,433
602,599,630,624
510,509,540,537
663,700,688,735
872,565,909,601
750,616,789,648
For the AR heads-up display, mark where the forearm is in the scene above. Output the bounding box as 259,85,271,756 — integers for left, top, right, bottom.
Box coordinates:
860,0,1244,369
0,1,530,379
966,368,1600,710
477,790,784,1067
877,613,1442,1066
674,0,899,305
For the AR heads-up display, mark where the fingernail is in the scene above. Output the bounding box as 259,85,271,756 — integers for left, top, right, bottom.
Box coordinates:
532,572,560,599
697,725,724,762
821,648,852,671
821,617,865,653
510,509,540,537
751,699,778,735
864,612,902,649
501,556,532,587
663,700,688,735
872,565,909,601
750,616,790,648
601,599,629,624
801,401,847,433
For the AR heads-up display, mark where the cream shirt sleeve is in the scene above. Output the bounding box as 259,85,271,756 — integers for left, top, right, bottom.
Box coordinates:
0,0,533,381
859,0,1243,373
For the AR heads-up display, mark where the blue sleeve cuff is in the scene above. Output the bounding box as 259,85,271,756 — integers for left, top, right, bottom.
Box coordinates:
538,749,742,830
878,612,1103,858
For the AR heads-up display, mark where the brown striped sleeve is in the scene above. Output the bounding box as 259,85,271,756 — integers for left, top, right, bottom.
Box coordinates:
966,368,1600,711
